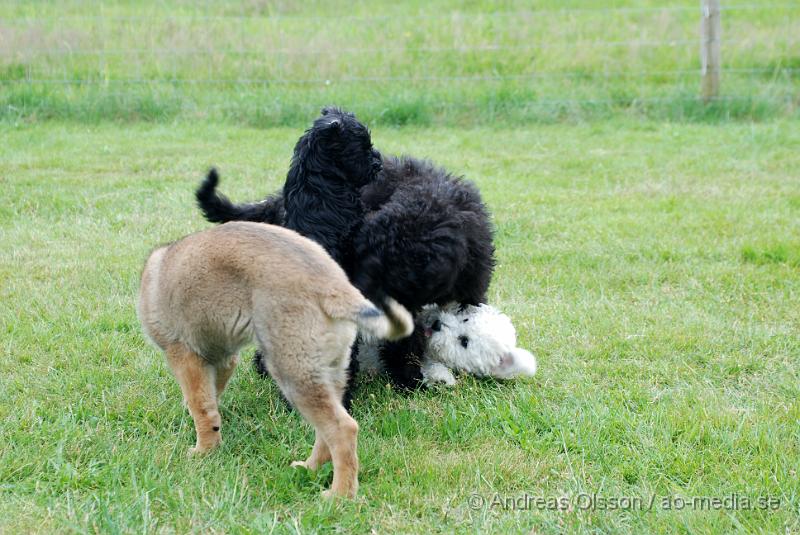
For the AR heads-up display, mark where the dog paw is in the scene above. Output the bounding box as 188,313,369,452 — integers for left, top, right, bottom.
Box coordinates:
189,439,221,456
321,488,356,500
188,446,209,456
290,460,309,469
434,375,458,387
421,362,457,386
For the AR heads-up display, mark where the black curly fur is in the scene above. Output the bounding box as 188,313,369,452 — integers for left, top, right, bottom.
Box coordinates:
196,168,285,225
354,155,495,310
281,107,381,266
195,107,495,400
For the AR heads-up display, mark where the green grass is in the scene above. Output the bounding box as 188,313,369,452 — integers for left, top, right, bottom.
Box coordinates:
1,0,799,531
1,119,799,533
1,0,798,125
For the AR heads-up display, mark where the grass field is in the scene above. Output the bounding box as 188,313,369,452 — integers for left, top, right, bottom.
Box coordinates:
2,0,800,533
1,0,798,125
1,119,799,533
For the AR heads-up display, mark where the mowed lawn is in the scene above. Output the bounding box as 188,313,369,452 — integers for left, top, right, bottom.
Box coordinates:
1,119,798,533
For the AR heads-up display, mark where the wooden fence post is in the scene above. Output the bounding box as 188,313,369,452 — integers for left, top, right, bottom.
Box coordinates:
700,0,721,101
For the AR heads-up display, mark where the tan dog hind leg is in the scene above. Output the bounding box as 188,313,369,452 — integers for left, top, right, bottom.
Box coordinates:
292,391,359,498
291,432,332,470
166,343,222,454
215,354,239,403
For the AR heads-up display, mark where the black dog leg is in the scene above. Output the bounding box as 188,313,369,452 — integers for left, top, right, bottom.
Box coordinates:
378,327,426,390
342,344,360,413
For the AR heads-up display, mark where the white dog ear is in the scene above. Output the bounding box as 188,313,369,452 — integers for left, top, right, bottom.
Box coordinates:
492,348,537,379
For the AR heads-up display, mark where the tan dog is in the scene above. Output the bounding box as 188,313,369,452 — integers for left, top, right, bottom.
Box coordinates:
137,221,412,498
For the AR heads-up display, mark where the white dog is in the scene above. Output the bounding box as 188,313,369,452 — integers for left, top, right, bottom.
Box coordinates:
358,303,537,386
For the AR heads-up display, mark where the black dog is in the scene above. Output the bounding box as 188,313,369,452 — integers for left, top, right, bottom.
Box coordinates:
197,108,495,395
354,155,494,311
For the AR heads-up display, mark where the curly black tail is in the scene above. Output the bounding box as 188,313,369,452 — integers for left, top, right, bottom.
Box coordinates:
195,168,286,225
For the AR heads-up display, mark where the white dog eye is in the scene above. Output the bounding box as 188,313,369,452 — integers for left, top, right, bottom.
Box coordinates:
459,336,469,348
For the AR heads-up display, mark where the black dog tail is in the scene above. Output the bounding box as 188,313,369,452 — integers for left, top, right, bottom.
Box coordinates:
196,168,285,225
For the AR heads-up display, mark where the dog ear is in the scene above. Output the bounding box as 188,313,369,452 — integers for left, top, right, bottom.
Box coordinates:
322,106,355,117
492,348,537,379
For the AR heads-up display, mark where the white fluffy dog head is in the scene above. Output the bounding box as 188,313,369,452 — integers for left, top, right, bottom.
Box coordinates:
417,303,537,381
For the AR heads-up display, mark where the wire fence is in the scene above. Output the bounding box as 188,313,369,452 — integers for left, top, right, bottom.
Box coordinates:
4,67,798,86
1,2,797,122
2,3,798,21
0,40,708,56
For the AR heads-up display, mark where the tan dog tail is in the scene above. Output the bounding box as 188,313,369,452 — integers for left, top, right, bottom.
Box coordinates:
354,297,413,341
